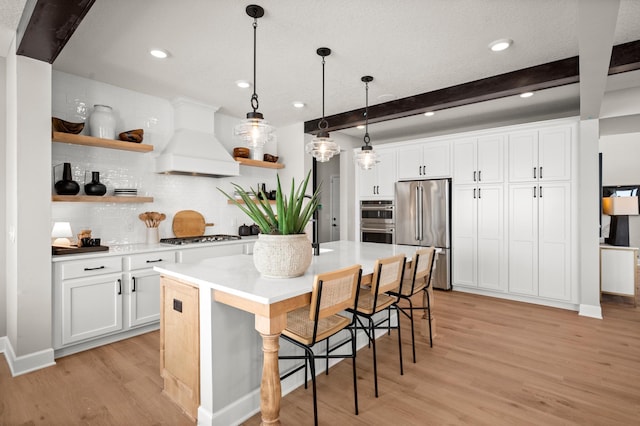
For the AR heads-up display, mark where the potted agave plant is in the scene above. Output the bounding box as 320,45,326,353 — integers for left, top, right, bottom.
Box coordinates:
219,171,320,278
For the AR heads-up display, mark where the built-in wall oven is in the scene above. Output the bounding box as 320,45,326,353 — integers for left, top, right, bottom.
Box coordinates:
360,200,395,244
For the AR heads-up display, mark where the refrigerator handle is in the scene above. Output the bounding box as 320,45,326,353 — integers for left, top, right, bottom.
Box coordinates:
415,185,421,241
418,185,424,241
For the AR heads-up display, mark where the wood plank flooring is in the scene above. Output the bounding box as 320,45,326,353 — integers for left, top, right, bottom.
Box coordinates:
1,291,639,425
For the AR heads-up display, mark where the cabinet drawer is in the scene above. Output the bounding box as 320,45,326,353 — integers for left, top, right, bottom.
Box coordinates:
60,257,122,280
125,251,176,271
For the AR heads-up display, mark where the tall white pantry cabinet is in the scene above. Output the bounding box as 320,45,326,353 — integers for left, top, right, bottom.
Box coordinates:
452,120,577,308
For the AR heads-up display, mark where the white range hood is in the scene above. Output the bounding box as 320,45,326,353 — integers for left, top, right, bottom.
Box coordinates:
156,98,240,178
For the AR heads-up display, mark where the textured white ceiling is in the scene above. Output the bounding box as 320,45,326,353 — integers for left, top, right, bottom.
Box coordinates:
3,0,640,138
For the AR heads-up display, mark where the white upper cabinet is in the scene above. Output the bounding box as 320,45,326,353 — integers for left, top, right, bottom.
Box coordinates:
357,148,396,198
508,126,571,182
397,139,451,180
453,135,504,185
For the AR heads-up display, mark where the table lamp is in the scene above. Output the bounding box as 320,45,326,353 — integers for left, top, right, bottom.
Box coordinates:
51,222,73,247
603,196,639,246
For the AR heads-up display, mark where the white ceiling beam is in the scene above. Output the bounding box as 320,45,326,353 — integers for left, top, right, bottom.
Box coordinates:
578,0,621,119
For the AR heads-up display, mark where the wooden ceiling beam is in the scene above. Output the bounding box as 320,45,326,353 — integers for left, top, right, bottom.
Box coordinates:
304,39,640,134
16,0,95,64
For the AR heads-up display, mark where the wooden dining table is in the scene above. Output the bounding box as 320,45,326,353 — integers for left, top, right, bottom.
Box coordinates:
155,240,436,425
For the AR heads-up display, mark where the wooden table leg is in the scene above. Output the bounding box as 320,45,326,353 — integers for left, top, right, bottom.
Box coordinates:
255,314,287,426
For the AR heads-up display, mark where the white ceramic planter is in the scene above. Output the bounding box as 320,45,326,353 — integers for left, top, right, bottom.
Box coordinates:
253,234,312,278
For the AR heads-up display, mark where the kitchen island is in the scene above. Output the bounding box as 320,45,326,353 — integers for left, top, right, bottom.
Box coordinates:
154,240,432,426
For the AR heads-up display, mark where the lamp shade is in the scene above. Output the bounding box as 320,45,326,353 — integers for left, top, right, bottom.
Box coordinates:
602,196,639,216
52,222,73,246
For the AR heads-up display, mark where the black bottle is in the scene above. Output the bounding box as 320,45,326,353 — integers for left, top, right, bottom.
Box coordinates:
54,162,80,195
84,171,107,196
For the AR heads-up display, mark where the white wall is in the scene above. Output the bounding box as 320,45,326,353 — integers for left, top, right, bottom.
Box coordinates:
0,55,6,337
52,71,279,243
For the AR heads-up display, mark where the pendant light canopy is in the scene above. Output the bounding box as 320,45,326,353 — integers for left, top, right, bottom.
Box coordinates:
306,47,340,162
355,76,379,170
234,4,275,148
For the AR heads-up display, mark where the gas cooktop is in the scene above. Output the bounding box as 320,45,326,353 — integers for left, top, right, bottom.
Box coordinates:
160,234,242,245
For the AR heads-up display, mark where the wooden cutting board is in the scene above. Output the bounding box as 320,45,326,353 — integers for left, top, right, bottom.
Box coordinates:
172,210,214,237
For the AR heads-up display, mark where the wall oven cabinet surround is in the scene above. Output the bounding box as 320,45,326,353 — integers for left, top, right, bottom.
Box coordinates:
453,135,504,185
397,139,451,180
357,148,396,198
507,126,571,183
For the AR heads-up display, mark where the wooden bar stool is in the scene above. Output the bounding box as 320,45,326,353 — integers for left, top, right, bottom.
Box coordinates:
348,253,406,398
278,264,363,426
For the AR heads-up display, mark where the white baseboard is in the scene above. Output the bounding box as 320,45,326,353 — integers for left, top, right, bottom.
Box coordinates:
578,303,603,319
0,336,56,376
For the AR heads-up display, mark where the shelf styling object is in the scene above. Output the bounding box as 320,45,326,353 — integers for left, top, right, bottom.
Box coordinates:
118,128,144,143
234,4,275,149
139,211,166,244
51,222,73,247
89,104,116,139
51,117,84,134
54,162,80,195
306,47,340,162
84,171,107,196
219,170,320,278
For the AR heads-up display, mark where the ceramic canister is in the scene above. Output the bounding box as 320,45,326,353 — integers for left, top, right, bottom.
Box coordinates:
89,104,116,139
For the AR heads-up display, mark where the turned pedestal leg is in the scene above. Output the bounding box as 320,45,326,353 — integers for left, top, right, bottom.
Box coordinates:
255,314,287,426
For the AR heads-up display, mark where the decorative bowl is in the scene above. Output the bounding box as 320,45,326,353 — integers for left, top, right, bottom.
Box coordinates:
52,117,85,134
263,153,279,163
234,147,250,158
118,129,144,143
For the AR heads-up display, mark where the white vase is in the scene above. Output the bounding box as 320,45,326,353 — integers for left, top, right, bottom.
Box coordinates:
89,104,116,139
253,234,312,278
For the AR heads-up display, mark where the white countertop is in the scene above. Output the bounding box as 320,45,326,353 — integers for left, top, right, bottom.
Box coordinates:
154,240,420,305
51,236,257,262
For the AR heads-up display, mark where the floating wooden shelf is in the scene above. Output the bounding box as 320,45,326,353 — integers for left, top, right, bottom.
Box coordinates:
52,195,154,203
234,157,284,169
52,132,154,153
227,199,277,205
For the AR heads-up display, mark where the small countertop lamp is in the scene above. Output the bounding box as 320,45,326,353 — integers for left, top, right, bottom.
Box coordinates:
603,196,639,246
52,222,73,247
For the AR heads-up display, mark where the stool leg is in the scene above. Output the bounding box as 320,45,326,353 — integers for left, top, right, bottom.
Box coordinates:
396,305,403,376
370,317,379,398
407,297,416,363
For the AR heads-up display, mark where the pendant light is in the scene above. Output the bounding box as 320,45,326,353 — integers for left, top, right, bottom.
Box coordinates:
234,4,275,148
355,76,379,170
305,47,340,162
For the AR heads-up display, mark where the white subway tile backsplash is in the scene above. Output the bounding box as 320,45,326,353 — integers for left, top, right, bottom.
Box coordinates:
52,71,278,244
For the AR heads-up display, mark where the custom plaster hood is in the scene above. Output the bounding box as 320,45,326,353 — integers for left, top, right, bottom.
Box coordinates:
156,98,240,177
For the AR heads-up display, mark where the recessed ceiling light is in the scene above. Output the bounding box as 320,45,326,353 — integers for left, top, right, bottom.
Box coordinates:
520,92,534,98
488,39,513,52
357,125,365,129
236,80,251,89
149,49,169,59
424,111,435,117
292,101,305,108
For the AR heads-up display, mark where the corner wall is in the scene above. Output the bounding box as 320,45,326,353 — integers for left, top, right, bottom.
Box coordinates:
0,54,7,338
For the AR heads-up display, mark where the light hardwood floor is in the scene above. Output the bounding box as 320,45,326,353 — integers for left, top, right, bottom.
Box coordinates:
2,291,639,425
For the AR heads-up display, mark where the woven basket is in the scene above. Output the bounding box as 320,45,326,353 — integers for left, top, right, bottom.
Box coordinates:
253,234,312,278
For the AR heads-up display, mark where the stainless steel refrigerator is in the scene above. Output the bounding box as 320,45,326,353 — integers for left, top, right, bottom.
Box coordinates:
395,179,451,290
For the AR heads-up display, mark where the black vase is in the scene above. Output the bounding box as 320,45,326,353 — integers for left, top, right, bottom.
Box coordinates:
84,171,107,196
54,162,80,195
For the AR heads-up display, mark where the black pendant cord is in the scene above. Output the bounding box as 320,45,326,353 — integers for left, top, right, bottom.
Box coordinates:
251,18,259,113
364,80,370,145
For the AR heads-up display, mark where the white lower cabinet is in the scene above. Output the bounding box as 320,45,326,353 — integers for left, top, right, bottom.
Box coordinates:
508,182,571,301
452,184,506,291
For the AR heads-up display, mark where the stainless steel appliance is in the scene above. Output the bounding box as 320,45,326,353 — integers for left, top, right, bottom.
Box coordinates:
160,234,242,245
395,179,451,290
360,200,395,244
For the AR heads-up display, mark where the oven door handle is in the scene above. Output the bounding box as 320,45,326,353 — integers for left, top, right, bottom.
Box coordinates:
360,206,395,211
361,227,394,233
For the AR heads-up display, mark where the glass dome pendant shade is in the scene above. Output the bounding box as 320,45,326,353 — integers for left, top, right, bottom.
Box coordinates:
355,76,379,170
234,5,275,149
306,47,340,162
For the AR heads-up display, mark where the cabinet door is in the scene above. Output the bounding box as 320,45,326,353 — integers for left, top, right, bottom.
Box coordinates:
539,126,571,181
128,269,161,327
477,135,504,183
508,131,538,182
423,140,451,178
538,182,571,300
476,185,505,291
61,273,123,345
376,149,397,197
452,185,477,287
453,138,477,185
508,184,538,295
396,144,423,180
358,166,377,197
